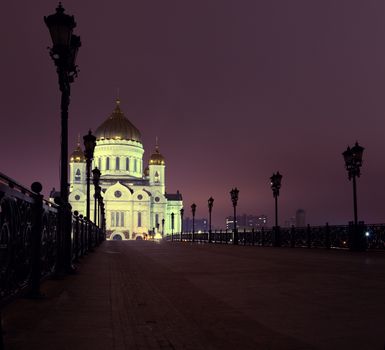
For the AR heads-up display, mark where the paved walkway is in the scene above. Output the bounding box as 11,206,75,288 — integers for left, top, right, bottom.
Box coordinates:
2,241,385,349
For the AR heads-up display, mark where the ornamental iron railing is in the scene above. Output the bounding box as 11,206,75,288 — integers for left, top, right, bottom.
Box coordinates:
0,172,105,303
166,223,385,250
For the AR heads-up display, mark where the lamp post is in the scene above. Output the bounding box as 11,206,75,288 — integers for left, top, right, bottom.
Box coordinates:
97,190,103,227
83,130,96,221
342,142,365,251
180,208,184,242
191,203,196,243
84,131,96,250
270,172,282,247
230,188,239,245
162,218,165,237
171,212,175,241
45,4,81,204
92,167,101,224
208,197,214,243
100,201,105,232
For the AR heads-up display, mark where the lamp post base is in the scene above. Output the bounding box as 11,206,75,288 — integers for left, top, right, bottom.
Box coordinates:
349,222,367,252
273,226,281,247
233,229,238,245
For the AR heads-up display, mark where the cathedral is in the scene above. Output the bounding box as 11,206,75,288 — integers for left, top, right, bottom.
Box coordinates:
68,98,183,240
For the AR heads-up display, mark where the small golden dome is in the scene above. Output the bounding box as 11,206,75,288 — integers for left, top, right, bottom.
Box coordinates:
149,139,165,165
70,138,85,163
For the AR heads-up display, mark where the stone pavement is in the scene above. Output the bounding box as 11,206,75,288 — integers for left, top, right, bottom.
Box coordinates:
2,241,385,349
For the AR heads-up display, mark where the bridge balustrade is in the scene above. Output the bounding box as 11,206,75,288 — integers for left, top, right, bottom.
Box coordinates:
0,172,105,303
164,223,385,251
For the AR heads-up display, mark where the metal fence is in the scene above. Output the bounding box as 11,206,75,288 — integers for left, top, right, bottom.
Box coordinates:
0,172,104,303
165,224,385,250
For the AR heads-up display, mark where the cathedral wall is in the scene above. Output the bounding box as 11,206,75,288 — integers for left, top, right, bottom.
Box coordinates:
93,139,144,178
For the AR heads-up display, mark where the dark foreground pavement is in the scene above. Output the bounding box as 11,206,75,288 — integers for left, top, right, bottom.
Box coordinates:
3,241,385,349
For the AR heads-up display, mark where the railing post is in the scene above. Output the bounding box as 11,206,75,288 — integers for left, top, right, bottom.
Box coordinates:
30,182,43,298
64,202,74,271
325,222,331,249
261,227,265,246
252,228,255,246
84,217,89,253
79,215,85,256
306,224,311,248
95,222,99,247
87,218,93,252
73,211,80,261
290,225,295,248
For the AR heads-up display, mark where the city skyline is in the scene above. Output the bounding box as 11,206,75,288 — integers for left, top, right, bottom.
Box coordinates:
2,1,385,227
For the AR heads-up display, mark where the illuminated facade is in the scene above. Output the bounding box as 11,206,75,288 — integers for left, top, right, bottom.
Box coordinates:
68,99,183,240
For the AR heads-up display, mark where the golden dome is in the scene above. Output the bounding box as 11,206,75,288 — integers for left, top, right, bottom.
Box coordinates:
95,99,142,142
149,140,165,165
70,138,85,163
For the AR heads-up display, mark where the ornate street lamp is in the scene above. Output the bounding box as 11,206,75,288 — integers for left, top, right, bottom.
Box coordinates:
162,218,165,237
270,172,282,247
83,130,96,221
191,203,197,243
92,167,101,225
343,142,365,251
230,188,239,245
45,3,81,204
208,197,214,243
180,208,184,242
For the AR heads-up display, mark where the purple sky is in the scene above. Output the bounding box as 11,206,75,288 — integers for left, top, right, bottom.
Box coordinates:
1,0,385,227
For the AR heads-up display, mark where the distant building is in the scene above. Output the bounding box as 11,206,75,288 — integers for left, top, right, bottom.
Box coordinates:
284,209,306,227
183,217,208,232
225,214,267,230
296,209,306,227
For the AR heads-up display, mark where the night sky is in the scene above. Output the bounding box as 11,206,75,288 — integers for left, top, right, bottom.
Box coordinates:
1,1,385,227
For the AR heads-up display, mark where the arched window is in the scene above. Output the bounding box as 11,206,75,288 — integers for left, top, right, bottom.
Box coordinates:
138,212,142,227
111,211,125,227
111,212,115,227
98,158,101,170
106,157,110,170
126,158,129,171
155,171,159,183
134,159,137,172
116,157,120,170
75,169,81,182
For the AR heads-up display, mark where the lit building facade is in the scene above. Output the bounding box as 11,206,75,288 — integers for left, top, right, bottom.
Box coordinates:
68,99,183,240
225,214,267,230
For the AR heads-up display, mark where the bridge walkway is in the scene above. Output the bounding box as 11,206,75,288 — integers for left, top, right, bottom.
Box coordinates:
2,241,385,349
